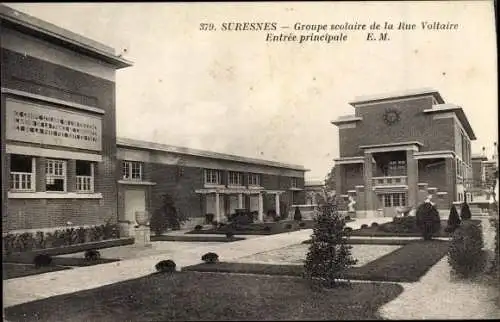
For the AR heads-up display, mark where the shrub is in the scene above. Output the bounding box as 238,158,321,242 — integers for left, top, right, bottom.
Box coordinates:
345,215,351,221
205,213,214,224
371,222,379,228
150,193,189,235
155,259,176,273
304,202,357,288
294,207,302,221
448,221,484,278
460,202,472,221
416,202,441,240
299,222,306,228
446,205,461,233
84,249,101,261
33,254,52,268
263,226,271,232
489,216,499,278
360,224,368,229
201,252,219,263
343,227,353,234
285,223,293,230
392,216,418,233
217,223,226,229
194,225,203,231
225,232,234,239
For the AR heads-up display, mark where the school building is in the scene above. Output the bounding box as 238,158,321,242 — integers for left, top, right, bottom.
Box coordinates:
331,89,476,218
1,5,307,234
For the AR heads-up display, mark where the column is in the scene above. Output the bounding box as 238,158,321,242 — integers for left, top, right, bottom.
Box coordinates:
363,153,374,213
258,193,264,221
215,192,220,222
275,193,280,217
406,149,418,208
238,193,243,208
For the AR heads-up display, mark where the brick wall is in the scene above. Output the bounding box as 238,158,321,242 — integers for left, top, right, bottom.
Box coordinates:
2,46,118,231
339,97,455,157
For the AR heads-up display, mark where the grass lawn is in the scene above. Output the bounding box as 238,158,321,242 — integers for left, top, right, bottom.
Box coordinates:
4,271,403,321
349,219,481,238
184,240,450,283
151,235,246,242
186,220,316,235
302,238,415,246
3,263,71,280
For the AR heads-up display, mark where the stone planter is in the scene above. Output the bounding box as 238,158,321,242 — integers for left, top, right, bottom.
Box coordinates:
135,211,150,226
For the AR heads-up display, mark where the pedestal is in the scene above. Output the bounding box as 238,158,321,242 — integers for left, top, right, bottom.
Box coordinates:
134,225,152,247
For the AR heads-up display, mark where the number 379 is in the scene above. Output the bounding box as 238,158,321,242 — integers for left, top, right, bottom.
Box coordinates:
199,23,216,31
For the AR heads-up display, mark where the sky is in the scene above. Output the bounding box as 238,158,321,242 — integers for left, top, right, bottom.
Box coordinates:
5,1,498,180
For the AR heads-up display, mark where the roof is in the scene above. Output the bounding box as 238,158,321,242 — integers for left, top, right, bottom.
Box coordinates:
472,154,488,161
117,137,308,172
0,4,132,69
423,104,476,140
349,88,445,106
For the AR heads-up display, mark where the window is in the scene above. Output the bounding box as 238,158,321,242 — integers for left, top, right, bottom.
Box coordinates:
228,171,243,186
387,160,406,175
382,193,406,207
46,159,66,192
76,160,94,192
122,161,142,181
205,169,222,185
10,154,35,192
248,173,261,186
291,177,298,188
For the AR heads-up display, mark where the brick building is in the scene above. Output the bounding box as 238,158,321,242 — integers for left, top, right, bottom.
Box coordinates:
116,138,307,235
1,5,132,232
331,89,476,218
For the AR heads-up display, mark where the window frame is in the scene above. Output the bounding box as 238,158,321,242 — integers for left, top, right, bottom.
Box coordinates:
291,177,298,188
45,158,67,192
205,169,222,185
248,173,261,186
122,161,143,181
76,161,95,193
228,171,243,186
9,154,36,192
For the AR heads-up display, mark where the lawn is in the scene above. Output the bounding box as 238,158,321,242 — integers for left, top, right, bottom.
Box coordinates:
4,271,403,321
3,257,120,280
151,235,246,242
302,238,415,245
349,219,482,238
183,240,450,283
186,220,316,235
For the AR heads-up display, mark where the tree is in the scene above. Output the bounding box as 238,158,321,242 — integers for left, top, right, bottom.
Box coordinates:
304,199,357,288
150,194,188,235
460,202,472,221
324,166,336,193
416,201,441,240
446,205,461,233
293,206,302,221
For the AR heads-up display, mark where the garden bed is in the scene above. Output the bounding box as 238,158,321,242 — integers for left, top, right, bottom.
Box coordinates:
349,219,481,238
186,220,317,235
183,240,450,283
151,235,246,242
4,271,403,321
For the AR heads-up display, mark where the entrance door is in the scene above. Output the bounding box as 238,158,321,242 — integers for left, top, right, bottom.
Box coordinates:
124,189,146,224
380,192,407,217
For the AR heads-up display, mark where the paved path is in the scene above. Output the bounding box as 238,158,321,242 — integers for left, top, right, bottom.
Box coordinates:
2,217,390,308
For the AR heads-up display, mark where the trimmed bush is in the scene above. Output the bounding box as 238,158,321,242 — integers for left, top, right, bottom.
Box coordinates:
360,224,368,229
371,222,379,228
84,249,101,261
299,222,306,228
155,259,176,273
345,215,351,221
194,225,203,231
304,202,357,288
225,232,234,239
217,223,226,229
285,224,293,230
343,227,353,233
201,252,219,263
460,202,472,221
294,207,302,221
263,226,271,232
446,205,461,233
448,221,484,278
416,202,441,240
205,213,214,224
33,254,52,268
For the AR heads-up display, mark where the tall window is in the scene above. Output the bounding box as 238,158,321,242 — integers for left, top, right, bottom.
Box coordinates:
291,177,298,188
248,173,261,186
228,171,243,186
122,161,142,180
10,154,35,192
46,159,66,192
387,160,406,176
76,160,94,192
205,169,222,185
